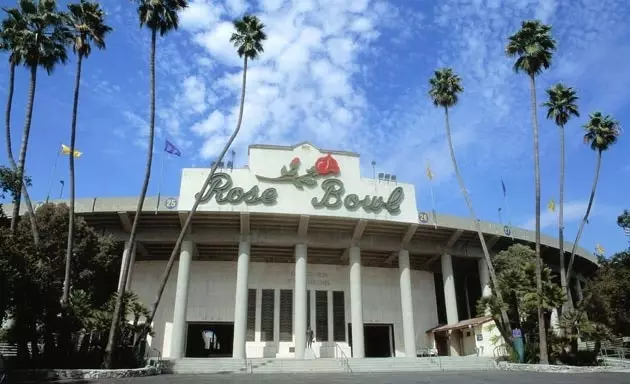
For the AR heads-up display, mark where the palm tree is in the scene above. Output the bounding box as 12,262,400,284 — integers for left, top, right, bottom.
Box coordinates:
428,68,513,343
61,0,111,308
3,0,69,238
0,8,44,245
542,83,579,311
506,20,556,364
136,14,267,349
102,0,188,368
566,112,620,280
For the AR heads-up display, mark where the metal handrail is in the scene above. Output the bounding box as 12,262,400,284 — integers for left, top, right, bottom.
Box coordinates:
244,358,252,373
144,346,163,373
334,343,352,373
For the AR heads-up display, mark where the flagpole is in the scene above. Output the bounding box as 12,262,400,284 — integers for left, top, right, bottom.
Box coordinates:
498,208,503,225
504,194,514,240
156,140,166,214
429,182,438,229
46,146,61,203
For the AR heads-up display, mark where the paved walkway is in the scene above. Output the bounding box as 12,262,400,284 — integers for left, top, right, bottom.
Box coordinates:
47,371,629,384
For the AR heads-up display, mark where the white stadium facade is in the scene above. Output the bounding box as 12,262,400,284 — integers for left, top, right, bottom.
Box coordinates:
12,142,597,362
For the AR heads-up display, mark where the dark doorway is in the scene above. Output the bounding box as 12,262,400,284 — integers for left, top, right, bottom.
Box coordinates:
435,332,449,356
185,322,234,358
348,323,394,357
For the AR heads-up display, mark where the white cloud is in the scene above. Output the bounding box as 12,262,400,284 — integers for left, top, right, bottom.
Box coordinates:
193,21,241,67
181,0,387,159
518,200,619,231
191,110,226,136
225,0,248,15
180,1,224,31
182,76,207,114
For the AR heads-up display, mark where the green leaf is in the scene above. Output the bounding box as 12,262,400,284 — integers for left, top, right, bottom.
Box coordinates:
300,176,317,186
281,165,288,176
292,179,304,190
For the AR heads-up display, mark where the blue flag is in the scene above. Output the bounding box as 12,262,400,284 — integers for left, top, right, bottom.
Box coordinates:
165,139,181,157
501,178,507,197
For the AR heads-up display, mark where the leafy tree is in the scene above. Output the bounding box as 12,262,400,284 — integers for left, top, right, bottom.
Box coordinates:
477,244,564,363
61,0,112,308
104,0,188,369
138,13,267,353
582,251,630,336
567,113,621,279
617,210,630,247
428,67,513,342
542,83,579,312
506,20,556,364
3,0,71,237
0,203,119,366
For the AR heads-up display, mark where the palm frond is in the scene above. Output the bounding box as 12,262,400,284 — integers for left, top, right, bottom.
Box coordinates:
230,14,267,59
135,0,188,36
428,67,463,108
583,111,621,152
542,83,580,127
2,0,72,74
506,20,556,76
66,0,112,58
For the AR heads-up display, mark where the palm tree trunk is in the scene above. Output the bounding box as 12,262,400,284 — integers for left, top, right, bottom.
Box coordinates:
103,29,158,369
529,74,548,364
566,150,602,284
137,56,250,348
558,124,568,313
6,62,39,244
62,55,83,307
443,106,513,344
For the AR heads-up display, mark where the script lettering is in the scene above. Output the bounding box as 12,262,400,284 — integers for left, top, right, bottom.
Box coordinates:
195,173,277,206
311,180,404,214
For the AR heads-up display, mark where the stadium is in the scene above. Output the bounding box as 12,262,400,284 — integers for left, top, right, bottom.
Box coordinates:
11,142,597,361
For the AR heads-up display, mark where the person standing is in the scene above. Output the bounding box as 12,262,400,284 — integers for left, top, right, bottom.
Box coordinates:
306,326,314,349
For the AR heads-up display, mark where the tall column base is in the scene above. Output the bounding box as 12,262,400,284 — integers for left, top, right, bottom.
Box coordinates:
349,246,365,358
294,244,307,359
398,250,416,357
232,240,250,359
170,240,193,359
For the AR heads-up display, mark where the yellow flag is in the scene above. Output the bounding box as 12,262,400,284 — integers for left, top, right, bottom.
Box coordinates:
547,199,555,212
61,144,82,158
595,244,605,255
425,163,433,181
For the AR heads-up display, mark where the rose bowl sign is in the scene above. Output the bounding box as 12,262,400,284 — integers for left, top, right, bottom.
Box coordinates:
179,148,418,224
195,154,404,215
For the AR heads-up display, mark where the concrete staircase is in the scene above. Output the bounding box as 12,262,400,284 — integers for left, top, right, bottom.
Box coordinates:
163,358,249,374
347,357,439,372
163,358,345,374
163,356,497,374
437,356,497,371
249,358,345,373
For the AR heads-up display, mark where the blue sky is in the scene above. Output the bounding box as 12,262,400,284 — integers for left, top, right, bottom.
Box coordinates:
1,0,629,255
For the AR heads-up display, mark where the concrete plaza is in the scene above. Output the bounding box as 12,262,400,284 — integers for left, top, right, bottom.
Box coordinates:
65,371,629,384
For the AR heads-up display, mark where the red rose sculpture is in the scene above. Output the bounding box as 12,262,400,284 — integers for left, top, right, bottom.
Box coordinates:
290,157,300,167
315,153,340,175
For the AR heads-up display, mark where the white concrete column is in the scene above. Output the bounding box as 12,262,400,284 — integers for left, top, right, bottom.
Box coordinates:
398,249,416,357
349,246,365,358
170,240,193,359
478,257,491,298
232,240,250,359
294,244,308,359
125,243,137,291
441,253,459,325
117,241,132,291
